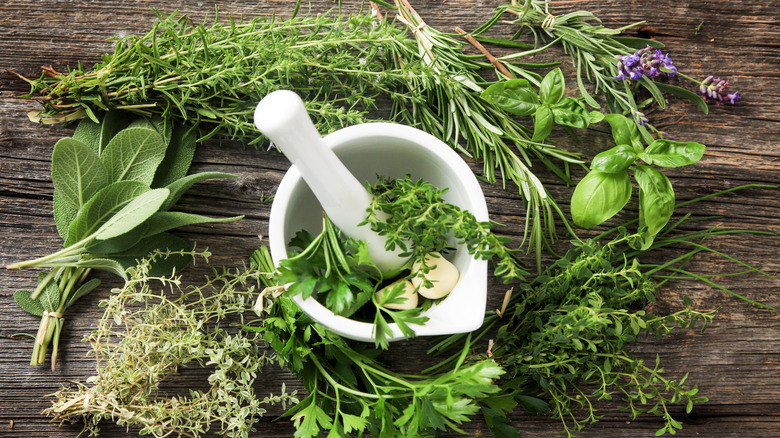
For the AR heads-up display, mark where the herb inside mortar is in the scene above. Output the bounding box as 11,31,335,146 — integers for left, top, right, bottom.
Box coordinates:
8,110,241,370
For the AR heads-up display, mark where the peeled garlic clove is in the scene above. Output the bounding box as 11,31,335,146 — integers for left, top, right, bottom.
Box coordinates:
411,252,459,299
375,279,419,310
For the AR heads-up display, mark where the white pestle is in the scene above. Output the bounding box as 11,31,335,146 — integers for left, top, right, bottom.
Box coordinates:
254,90,408,273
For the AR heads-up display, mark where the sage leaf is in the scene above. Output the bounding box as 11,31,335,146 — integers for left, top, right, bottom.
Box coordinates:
53,190,78,241
591,145,638,173
634,165,675,249
73,110,129,155
144,211,243,237
75,258,128,278
540,68,565,105
481,79,539,116
129,116,173,145
66,181,149,246
640,140,705,168
111,232,193,277
571,171,633,228
94,188,170,241
87,222,149,254
161,172,237,211
51,138,108,209
14,290,45,317
653,82,709,115
100,127,167,185
64,278,101,308
532,106,554,142
38,271,60,311
152,124,197,187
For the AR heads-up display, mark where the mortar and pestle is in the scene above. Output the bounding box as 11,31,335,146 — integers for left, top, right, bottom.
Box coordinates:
255,90,488,343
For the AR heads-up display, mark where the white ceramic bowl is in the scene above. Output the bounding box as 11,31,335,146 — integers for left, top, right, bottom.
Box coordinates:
268,122,488,343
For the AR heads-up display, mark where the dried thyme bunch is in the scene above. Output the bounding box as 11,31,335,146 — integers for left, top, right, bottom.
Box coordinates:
45,250,297,438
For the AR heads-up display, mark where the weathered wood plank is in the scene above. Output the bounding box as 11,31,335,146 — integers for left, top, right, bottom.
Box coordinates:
1,0,778,437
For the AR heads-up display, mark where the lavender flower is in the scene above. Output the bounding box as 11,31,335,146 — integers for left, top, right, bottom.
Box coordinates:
615,46,677,81
699,75,740,105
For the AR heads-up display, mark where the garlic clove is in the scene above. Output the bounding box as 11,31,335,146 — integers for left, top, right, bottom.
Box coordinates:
411,252,459,299
375,279,419,310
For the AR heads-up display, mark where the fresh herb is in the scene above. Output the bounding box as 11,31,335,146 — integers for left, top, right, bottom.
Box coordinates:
481,68,605,143
248,246,505,438
46,250,297,438
8,111,241,369
364,175,528,284
429,187,776,437
570,113,705,249
14,3,586,262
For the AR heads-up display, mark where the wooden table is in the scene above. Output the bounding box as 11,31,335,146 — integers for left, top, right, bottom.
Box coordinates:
1,1,778,437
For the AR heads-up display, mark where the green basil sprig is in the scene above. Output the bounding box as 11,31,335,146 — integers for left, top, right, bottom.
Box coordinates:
570,114,705,249
9,111,242,369
481,68,604,143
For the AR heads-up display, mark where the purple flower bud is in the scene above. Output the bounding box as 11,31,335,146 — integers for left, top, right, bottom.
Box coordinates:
698,75,740,105
613,46,677,82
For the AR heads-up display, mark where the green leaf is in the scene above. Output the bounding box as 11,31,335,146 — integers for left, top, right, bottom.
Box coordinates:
129,116,173,145
653,82,709,115
634,165,675,250
66,181,149,245
37,271,60,311
53,190,78,241
591,145,638,173
144,211,243,237
532,105,554,142
160,172,237,212
604,114,642,150
516,394,550,414
293,399,333,438
571,171,633,228
14,290,45,317
152,124,197,187
481,79,539,116
94,188,170,241
551,98,590,129
340,413,368,434
73,110,130,155
100,127,167,185
75,258,128,278
640,140,705,167
539,68,565,105
64,278,101,308
51,138,108,209
86,222,149,254
110,232,193,277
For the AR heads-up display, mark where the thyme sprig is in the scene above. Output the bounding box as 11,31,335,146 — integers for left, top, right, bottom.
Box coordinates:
45,250,297,438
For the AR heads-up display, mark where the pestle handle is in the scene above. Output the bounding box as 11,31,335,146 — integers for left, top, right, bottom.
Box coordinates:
254,90,406,273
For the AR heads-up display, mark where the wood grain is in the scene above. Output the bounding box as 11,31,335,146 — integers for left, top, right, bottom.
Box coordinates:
1,0,778,437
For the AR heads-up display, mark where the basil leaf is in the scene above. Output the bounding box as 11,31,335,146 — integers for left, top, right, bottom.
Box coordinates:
111,232,193,277
539,68,565,105
481,79,539,116
51,138,108,209
603,114,642,150
152,124,197,188
551,98,589,129
64,278,101,308
571,171,633,228
532,106,554,142
591,145,638,173
66,181,149,246
100,127,168,185
14,290,45,317
144,211,243,237
634,165,675,250
73,110,129,155
94,188,170,241
640,139,706,167
160,172,237,211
